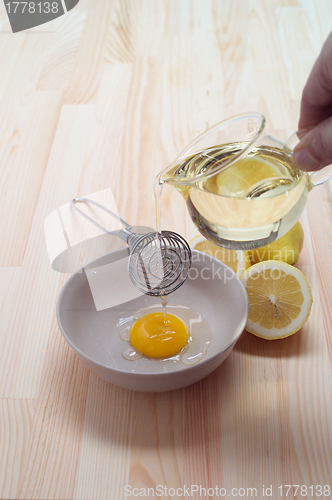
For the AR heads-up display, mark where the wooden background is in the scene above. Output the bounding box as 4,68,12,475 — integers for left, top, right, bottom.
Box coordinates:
1,0,332,499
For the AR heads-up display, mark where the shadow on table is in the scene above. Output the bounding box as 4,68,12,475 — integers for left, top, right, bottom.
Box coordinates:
69,329,306,452
78,351,274,452
234,327,305,358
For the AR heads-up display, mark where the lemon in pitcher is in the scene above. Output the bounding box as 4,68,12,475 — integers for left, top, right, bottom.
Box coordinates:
204,154,285,198
162,143,308,250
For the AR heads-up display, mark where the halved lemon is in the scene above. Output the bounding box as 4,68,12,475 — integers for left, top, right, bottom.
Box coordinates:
249,221,304,265
189,234,251,277
241,261,313,339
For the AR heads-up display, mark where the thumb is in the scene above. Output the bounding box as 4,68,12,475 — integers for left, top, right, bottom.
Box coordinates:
293,115,332,171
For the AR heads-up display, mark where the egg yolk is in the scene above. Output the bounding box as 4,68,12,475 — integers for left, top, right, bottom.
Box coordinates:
130,312,189,358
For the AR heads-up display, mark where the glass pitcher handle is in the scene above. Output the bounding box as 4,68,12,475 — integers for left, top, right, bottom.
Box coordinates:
284,127,332,188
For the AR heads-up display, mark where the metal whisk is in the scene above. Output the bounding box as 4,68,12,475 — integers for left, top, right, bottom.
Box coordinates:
71,197,191,296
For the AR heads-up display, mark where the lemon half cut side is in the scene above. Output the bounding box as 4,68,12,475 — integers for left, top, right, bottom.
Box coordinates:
189,234,251,277
241,261,313,339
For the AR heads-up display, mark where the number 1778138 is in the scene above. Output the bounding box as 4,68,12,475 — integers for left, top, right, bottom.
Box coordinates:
5,2,59,14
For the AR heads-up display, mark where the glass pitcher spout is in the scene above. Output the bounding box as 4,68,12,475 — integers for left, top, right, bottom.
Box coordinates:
159,112,266,186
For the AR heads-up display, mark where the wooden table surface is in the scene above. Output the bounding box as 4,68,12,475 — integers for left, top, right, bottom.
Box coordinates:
1,1,332,499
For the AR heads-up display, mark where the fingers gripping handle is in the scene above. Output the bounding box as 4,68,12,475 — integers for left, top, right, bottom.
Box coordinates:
284,128,332,188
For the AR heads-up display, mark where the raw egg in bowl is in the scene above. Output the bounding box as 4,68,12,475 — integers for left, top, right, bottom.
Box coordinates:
56,248,248,392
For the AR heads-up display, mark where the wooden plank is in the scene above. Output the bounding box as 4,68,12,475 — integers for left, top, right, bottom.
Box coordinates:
127,391,184,494
37,8,87,91
0,267,21,324
0,104,94,398
77,63,133,204
73,375,133,500
17,322,90,499
0,91,62,266
249,0,294,129
64,0,115,103
0,399,35,499
277,7,321,103
286,266,332,486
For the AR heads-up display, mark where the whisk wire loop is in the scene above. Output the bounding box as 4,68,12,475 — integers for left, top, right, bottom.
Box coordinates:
71,198,191,296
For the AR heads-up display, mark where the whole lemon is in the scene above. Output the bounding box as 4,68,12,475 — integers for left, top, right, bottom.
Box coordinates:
249,221,304,265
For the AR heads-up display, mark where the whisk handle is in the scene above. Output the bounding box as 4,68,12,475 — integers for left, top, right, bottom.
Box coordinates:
71,197,131,231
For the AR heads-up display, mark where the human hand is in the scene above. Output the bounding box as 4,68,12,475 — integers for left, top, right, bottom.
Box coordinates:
293,31,332,171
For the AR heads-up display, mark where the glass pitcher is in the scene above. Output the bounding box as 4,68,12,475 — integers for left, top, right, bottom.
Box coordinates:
158,112,332,250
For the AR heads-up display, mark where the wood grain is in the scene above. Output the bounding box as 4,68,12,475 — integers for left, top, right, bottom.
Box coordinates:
0,1,332,499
